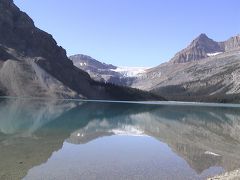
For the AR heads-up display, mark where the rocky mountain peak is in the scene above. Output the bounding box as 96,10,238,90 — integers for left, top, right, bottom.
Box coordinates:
191,33,220,49
170,33,223,63
195,33,209,40
69,54,116,70
170,33,240,64
0,0,68,63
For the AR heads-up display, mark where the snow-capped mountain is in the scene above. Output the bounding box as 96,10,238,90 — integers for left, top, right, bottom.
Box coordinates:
69,54,149,86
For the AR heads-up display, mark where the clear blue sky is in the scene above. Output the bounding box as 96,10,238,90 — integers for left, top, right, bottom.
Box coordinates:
14,0,240,67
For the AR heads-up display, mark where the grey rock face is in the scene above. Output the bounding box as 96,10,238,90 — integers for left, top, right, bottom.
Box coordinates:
170,34,240,64
170,34,224,63
0,0,163,101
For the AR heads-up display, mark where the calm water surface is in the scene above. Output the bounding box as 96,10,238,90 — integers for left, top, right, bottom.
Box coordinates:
0,98,240,180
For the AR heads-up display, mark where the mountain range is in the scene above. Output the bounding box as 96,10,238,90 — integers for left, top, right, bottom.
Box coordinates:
71,34,240,103
132,34,240,102
0,0,163,101
1,0,240,103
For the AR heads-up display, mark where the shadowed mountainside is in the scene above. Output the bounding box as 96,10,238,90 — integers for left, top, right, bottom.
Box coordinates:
0,0,163,101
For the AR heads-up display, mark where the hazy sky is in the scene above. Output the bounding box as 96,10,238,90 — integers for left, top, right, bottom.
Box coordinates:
14,0,240,67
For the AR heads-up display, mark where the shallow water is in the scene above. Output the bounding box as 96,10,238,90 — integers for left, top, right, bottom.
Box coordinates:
0,98,240,180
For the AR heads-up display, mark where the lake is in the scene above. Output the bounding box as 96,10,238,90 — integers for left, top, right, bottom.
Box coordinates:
0,98,240,180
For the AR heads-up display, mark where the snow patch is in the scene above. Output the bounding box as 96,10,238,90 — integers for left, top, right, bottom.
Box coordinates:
111,67,149,77
79,62,87,66
204,151,221,156
110,126,146,136
207,52,223,57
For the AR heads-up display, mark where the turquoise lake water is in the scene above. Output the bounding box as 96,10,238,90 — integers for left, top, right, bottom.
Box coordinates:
0,98,240,180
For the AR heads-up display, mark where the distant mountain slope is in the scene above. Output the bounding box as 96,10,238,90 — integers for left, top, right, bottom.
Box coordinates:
132,34,240,103
69,54,148,86
0,0,164,101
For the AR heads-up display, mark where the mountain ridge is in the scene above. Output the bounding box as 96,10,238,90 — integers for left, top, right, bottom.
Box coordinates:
131,40,240,102
0,0,164,101
69,33,240,103
170,33,240,63
69,54,147,86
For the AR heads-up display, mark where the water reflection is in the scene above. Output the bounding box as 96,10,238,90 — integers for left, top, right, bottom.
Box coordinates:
0,98,240,179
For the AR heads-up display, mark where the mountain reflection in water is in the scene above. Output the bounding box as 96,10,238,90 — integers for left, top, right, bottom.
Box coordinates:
0,98,240,180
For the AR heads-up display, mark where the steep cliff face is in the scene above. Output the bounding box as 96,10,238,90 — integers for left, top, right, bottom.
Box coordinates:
0,0,98,98
0,0,163,101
